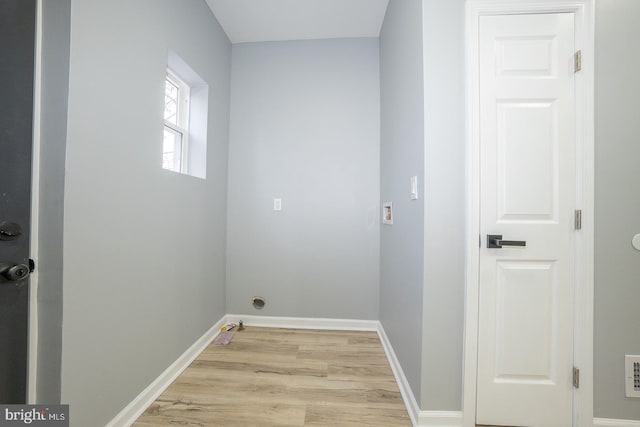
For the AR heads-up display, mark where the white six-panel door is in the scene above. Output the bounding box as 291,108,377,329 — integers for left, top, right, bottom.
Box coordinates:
476,13,576,427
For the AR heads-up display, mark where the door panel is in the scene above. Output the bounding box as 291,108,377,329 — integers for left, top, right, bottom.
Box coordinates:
495,261,555,381
477,13,575,427
0,0,37,404
498,101,557,220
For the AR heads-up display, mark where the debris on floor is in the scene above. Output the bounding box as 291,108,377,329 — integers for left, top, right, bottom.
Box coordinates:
213,331,235,346
220,322,237,332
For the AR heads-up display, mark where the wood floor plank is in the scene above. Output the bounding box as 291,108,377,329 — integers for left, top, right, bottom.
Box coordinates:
304,404,411,427
133,327,411,426
136,402,307,427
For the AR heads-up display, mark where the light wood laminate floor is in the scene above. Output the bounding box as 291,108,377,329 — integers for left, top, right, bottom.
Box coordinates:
134,327,412,426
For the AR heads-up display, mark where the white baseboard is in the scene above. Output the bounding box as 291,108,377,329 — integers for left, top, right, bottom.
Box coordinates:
594,419,640,427
417,410,464,427
227,313,379,331
106,315,228,427
377,324,463,427
377,323,421,426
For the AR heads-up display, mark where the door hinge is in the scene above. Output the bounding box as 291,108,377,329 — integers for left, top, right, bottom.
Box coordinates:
575,209,582,230
573,367,580,388
574,50,582,72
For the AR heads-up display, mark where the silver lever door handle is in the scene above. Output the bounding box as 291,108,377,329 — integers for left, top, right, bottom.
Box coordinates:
487,234,526,249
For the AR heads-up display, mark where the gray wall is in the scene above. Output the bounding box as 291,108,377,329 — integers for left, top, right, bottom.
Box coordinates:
37,0,640,423
420,0,466,411
594,0,640,420
226,39,381,319
61,1,231,425
379,0,425,403
36,0,70,404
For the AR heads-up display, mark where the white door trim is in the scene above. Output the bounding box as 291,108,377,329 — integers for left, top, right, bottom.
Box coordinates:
27,0,44,404
462,1,594,427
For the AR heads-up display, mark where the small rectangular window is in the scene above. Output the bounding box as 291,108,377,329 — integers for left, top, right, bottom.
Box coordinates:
162,51,209,179
163,70,190,173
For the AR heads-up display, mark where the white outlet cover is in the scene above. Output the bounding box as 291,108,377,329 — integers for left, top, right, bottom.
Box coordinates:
273,198,282,211
633,234,640,251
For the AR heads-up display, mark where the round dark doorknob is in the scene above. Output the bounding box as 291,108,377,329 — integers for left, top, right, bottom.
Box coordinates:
0,263,30,282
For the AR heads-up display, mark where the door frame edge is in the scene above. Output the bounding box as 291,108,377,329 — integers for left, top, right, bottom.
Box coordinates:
461,1,595,427
27,0,43,404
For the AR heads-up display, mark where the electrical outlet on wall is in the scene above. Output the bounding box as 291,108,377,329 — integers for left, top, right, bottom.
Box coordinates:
273,198,282,211
625,355,640,398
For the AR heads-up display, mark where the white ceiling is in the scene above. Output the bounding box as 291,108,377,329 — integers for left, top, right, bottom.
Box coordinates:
205,0,390,44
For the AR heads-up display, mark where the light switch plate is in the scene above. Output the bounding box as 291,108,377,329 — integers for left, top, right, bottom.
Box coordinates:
410,176,418,200
273,198,282,211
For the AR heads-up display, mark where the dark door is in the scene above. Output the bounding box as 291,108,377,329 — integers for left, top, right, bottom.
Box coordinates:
0,0,37,404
